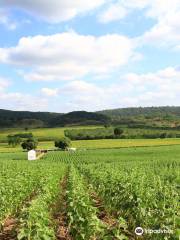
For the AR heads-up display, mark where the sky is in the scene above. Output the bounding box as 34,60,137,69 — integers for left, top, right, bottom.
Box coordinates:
0,0,179,113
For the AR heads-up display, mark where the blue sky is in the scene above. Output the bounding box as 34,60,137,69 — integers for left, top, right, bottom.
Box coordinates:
0,0,179,112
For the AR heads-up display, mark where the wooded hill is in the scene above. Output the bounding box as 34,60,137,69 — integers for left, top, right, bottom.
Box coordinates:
98,106,180,129
0,106,180,128
98,106,180,119
0,109,109,128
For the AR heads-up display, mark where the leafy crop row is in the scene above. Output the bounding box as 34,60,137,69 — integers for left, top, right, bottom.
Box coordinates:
18,165,66,240
79,160,179,240
66,165,104,239
0,161,46,229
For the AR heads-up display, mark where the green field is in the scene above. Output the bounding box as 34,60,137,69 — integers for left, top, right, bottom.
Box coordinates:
72,138,180,149
0,126,102,143
1,138,180,153
0,144,179,239
1,126,180,143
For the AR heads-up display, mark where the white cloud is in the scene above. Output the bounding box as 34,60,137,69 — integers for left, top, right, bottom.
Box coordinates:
0,32,136,82
1,66,179,112
97,0,148,24
1,0,105,23
0,77,10,91
124,66,180,105
0,9,17,30
59,81,110,111
98,3,127,23
57,66,180,111
0,77,48,111
97,0,180,50
0,92,48,111
41,87,58,97
125,66,180,84
137,0,180,49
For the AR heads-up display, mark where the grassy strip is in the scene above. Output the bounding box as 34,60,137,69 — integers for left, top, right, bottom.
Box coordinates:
66,166,129,240
80,164,179,240
17,167,66,240
0,166,46,229
88,186,131,240
66,166,104,239
72,138,180,149
52,176,72,240
1,138,180,153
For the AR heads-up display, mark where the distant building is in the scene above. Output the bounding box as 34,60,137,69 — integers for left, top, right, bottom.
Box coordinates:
67,147,77,152
28,150,36,160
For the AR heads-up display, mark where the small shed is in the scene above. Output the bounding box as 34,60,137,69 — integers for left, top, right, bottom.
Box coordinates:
67,147,77,152
28,150,36,160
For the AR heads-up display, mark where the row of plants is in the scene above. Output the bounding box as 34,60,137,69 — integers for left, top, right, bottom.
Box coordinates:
1,145,179,239
7,133,34,147
66,165,128,239
0,161,46,229
17,165,66,240
0,154,68,237
66,165,103,239
79,160,179,240
65,127,180,140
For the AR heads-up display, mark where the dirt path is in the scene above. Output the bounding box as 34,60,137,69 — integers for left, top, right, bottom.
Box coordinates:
0,218,18,240
89,190,135,240
0,190,38,240
53,176,72,240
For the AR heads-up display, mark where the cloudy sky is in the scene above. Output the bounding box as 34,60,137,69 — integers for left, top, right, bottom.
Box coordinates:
0,0,179,112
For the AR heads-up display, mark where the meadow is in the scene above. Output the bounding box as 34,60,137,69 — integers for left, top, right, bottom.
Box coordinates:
0,126,102,143
1,138,180,153
1,126,180,143
0,144,179,239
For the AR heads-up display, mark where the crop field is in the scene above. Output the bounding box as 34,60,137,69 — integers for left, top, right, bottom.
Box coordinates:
72,138,180,149
0,145,179,239
1,126,180,143
1,138,180,153
0,126,102,143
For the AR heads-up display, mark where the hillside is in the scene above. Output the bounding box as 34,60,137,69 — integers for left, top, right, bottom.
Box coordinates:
0,109,109,128
98,106,180,118
0,106,180,128
48,111,109,126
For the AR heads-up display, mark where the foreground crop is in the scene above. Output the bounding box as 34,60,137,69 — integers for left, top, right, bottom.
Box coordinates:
0,145,179,240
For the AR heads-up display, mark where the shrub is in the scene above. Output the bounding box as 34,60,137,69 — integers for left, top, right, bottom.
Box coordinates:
114,127,124,136
160,133,167,138
54,137,71,150
21,138,38,151
7,135,21,147
15,133,33,139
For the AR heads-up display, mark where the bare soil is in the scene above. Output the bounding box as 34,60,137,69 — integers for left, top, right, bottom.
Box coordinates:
53,176,72,240
90,190,135,240
0,218,18,240
0,190,38,240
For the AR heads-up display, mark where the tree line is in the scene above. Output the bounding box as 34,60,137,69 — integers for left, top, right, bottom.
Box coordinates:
64,127,180,140
7,132,71,151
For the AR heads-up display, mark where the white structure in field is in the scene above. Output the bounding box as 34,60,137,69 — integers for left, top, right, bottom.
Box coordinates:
67,147,77,152
28,150,36,160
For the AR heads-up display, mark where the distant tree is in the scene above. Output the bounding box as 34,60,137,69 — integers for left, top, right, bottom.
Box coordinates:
21,138,38,151
160,133,167,139
55,137,71,150
7,135,21,147
104,124,111,128
20,119,44,128
15,133,33,139
114,127,124,136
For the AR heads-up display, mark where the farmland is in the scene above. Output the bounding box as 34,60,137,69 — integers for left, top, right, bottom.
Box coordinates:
1,138,180,153
0,126,102,143
0,144,179,239
1,126,180,143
